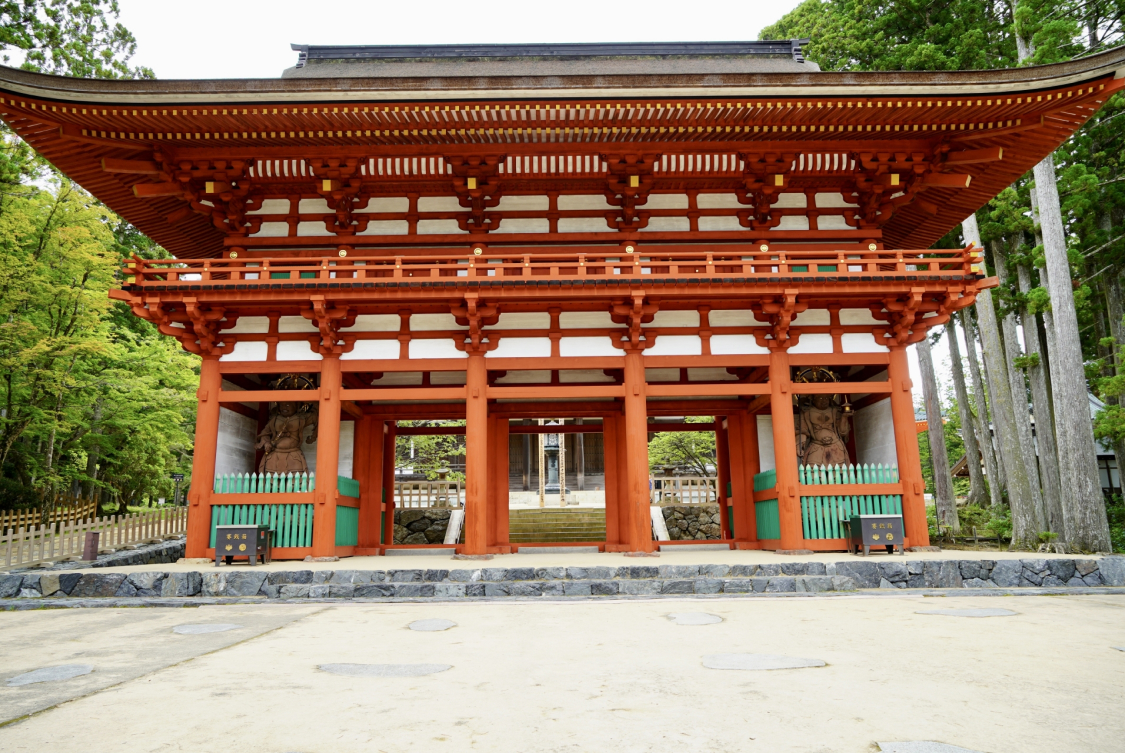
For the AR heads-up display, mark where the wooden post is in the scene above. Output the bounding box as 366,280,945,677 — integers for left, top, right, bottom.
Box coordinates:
622,349,655,552
726,413,751,543
576,417,586,491
463,351,489,554
715,416,732,539
312,355,342,557
185,356,221,558
381,421,396,546
888,346,930,547
603,413,622,547
769,349,803,551
356,416,385,553
489,416,510,549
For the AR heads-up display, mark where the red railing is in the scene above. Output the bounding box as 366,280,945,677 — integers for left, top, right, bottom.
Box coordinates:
123,246,979,286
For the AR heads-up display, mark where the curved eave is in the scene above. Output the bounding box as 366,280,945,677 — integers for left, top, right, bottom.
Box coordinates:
0,48,1124,104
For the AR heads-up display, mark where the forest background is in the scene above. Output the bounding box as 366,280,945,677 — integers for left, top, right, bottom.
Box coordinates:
1,1,1123,552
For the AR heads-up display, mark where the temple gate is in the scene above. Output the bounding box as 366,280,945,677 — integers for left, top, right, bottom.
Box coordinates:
3,40,1121,558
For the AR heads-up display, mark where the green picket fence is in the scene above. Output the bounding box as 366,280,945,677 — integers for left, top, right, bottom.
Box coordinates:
213,472,360,497
335,506,359,546
752,470,780,539
799,463,902,539
214,472,315,493
209,504,314,548
338,477,360,498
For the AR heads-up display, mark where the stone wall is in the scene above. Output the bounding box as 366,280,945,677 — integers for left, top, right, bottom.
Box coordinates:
3,556,1122,602
394,509,453,545
661,505,722,540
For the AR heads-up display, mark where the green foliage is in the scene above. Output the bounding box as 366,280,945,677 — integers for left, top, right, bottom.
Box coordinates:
0,476,36,509
1093,403,1125,443
0,1,152,79
647,417,716,476
1107,497,1125,552
395,422,466,481
1013,352,1041,369
984,505,1013,541
0,179,197,506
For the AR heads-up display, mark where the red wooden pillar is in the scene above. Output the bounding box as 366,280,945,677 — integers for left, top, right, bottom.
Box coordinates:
489,416,510,550
736,411,761,542
356,416,385,554
889,346,930,547
622,349,655,552
715,416,732,539
602,413,622,548
463,351,490,554
186,356,221,558
312,355,342,557
381,421,396,546
769,349,803,551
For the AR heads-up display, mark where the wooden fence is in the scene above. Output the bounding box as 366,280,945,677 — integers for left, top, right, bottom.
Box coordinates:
1,507,187,569
652,476,718,505
1,498,99,532
395,480,464,508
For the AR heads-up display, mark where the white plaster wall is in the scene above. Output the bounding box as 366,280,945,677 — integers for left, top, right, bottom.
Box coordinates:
343,340,400,360
710,310,767,327
408,339,466,359
487,337,552,358
559,312,624,329
493,218,550,234
559,336,620,357
711,335,769,355
698,216,744,231
357,221,409,235
215,407,257,478
278,316,318,333
411,314,465,331
649,310,700,328
854,398,898,467
841,333,889,353
640,217,691,232
224,317,270,334
486,312,551,329
791,309,830,326
276,341,320,361
644,336,702,356
789,333,834,354
840,308,881,325
558,195,614,210
757,415,776,472
301,420,355,478
220,341,268,362
697,194,743,209
345,315,400,332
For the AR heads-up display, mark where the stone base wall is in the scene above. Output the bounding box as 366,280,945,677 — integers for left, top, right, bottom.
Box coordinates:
3,557,1122,602
661,505,722,540
394,509,454,545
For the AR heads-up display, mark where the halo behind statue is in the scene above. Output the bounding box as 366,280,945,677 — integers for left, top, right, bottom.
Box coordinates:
267,373,317,412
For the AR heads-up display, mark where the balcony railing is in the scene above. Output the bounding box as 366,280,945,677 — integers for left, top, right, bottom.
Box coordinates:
122,245,980,289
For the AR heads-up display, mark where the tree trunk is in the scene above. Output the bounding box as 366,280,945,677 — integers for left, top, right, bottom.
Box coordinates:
1017,261,1064,533
946,320,988,507
964,214,1040,547
1033,154,1112,551
84,399,103,500
992,240,1047,531
1105,275,1125,493
918,336,959,532
961,308,1005,506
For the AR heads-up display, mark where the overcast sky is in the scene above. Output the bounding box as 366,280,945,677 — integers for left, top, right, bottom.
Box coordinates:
109,0,952,404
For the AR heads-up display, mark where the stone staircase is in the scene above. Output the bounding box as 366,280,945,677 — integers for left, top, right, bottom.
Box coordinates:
507,508,606,543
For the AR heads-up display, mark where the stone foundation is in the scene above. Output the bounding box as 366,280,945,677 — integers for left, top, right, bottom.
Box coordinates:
661,505,722,540
2,556,1122,602
394,509,454,545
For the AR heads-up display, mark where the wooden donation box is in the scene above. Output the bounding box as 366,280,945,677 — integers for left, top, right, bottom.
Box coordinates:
846,515,905,556
215,525,272,566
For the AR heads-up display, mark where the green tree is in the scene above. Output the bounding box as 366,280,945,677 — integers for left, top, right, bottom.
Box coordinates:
647,417,716,477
